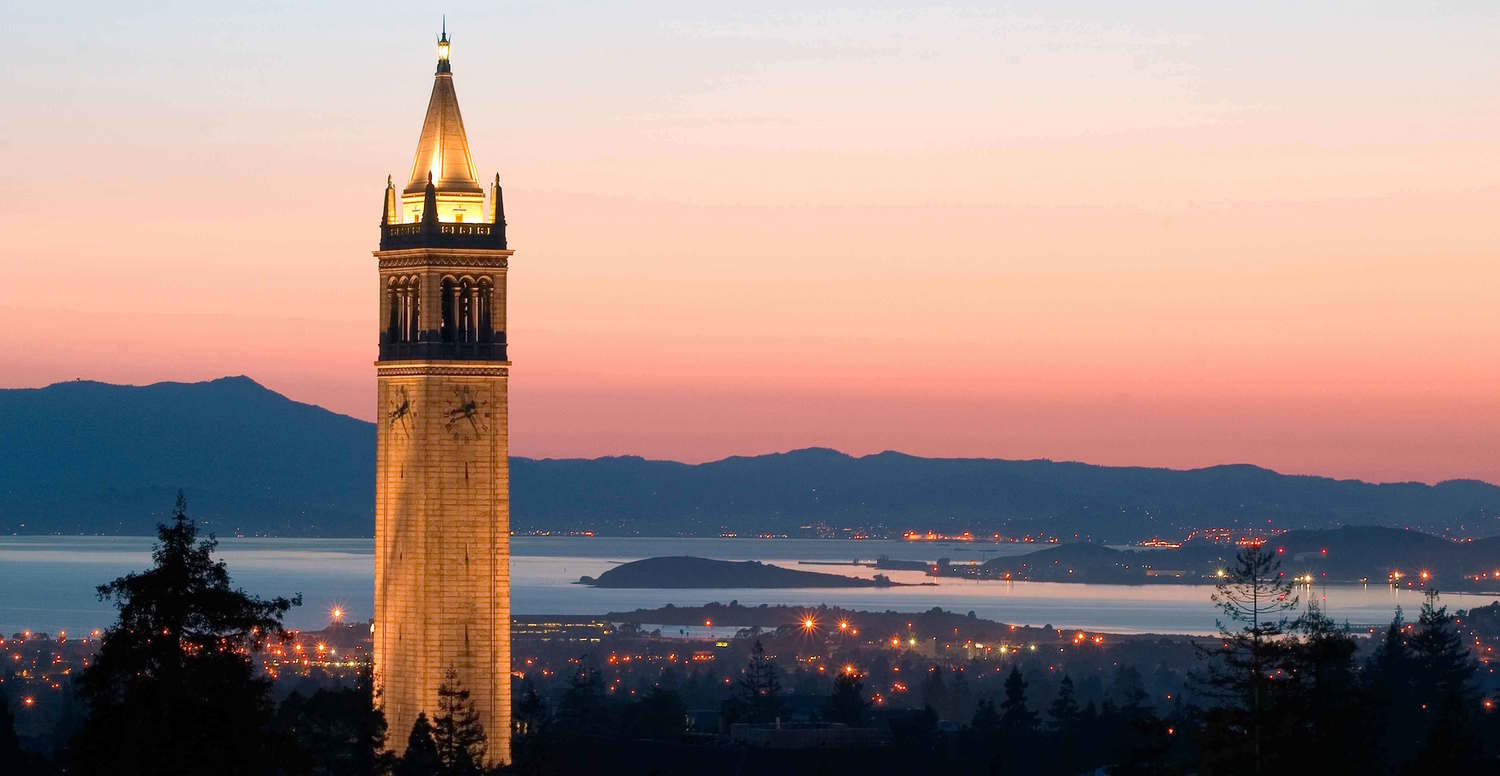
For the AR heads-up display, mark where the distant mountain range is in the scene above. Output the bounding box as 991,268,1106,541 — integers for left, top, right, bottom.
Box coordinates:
1,377,1497,539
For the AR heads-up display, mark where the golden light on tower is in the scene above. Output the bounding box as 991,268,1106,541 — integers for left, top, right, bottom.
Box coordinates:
374,23,513,767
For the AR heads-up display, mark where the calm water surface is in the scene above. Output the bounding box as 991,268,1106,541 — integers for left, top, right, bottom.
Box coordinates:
1,536,1490,636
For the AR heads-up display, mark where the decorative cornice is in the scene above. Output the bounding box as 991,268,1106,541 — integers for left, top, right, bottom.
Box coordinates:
376,362,511,378
375,248,512,271
379,256,509,271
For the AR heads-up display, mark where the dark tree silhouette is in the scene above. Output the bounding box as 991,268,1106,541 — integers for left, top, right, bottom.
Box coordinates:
432,668,487,774
510,682,555,774
970,697,999,734
622,686,687,739
825,670,868,726
1045,675,1083,776
275,668,394,775
1200,543,1297,775
1282,604,1366,773
556,663,610,735
69,493,300,776
999,665,1037,734
731,640,783,724
395,713,439,776
0,689,29,769
1366,606,1420,767
1047,675,1080,733
1406,590,1484,771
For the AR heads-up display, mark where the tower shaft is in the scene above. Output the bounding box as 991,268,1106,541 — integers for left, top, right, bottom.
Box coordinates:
373,32,511,767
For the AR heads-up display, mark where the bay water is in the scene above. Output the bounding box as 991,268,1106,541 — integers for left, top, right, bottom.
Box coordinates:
1,536,1488,636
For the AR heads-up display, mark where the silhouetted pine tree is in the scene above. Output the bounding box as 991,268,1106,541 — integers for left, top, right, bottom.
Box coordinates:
275,671,395,775
999,665,1037,735
1198,544,1298,776
731,640,782,724
1282,604,1366,774
69,493,300,776
1366,606,1420,768
432,668,487,775
825,670,868,726
395,714,439,776
1045,676,1082,776
556,661,610,737
1406,590,1484,771
510,682,555,774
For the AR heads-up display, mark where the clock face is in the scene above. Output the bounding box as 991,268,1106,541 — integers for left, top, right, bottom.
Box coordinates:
443,385,490,442
387,386,415,440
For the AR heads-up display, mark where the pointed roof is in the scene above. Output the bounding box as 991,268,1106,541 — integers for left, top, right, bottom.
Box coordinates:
404,37,481,197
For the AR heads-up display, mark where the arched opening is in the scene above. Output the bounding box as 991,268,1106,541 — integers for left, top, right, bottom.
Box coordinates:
404,278,419,342
441,277,456,343
387,278,400,342
458,278,475,343
478,278,494,342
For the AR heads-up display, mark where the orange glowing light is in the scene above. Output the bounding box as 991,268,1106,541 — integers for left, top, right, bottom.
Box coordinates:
330,607,345,622
843,664,857,675
22,697,35,707
838,620,850,631
801,616,817,633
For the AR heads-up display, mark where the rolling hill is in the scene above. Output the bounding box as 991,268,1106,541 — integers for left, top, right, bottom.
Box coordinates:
1,377,1496,538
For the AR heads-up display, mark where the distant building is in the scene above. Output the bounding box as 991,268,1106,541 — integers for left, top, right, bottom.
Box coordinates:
512,618,612,643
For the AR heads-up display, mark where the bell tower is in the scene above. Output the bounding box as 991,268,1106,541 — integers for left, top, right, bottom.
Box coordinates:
373,26,511,766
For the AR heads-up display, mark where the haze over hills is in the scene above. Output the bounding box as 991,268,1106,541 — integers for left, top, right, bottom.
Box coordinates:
1,377,1497,539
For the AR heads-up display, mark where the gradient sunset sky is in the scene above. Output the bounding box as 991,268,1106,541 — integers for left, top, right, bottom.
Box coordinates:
2,2,1496,483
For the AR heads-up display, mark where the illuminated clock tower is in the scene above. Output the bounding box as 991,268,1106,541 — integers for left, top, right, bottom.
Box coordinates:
373,28,510,765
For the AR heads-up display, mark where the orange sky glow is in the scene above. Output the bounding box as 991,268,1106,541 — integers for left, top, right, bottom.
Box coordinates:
1,3,1496,483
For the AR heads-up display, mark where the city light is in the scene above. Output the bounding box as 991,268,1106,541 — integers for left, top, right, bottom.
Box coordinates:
801,616,817,633
330,607,345,623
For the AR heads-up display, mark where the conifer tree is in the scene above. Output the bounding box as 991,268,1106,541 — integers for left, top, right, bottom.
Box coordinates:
1406,590,1483,770
735,640,782,723
999,665,1037,734
69,493,300,775
510,682,554,773
1200,543,1298,775
395,714,439,776
432,668,487,775
825,670,868,726
557,661,609,738
1047,675,1080,733
1284,603,1364,772
1366,606,1420,766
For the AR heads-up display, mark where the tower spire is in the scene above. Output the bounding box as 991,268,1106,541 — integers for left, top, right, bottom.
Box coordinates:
436,17,451,73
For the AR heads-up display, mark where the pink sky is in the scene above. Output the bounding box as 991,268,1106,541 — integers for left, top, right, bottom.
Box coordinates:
1,4,1497,483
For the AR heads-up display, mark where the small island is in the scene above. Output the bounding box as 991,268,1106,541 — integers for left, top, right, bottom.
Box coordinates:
579,556,911,588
